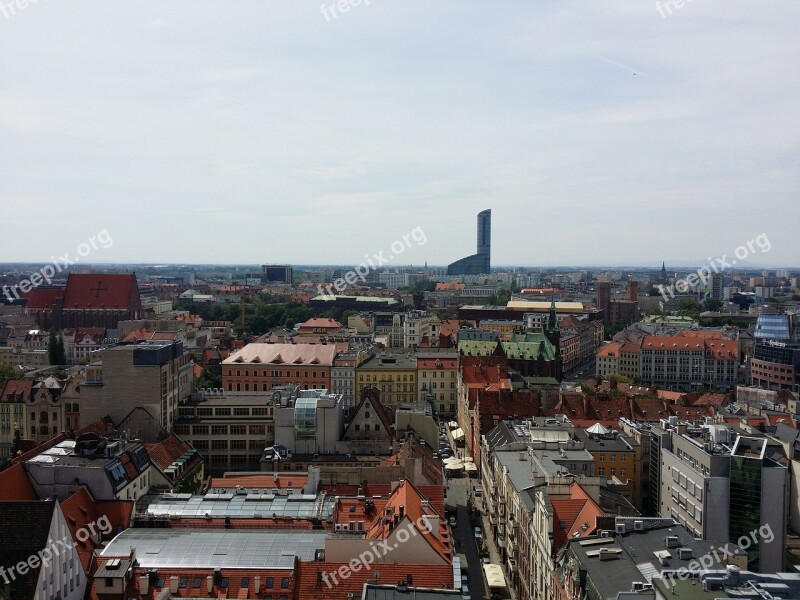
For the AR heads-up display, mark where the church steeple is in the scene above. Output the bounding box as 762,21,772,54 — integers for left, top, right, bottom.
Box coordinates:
547,292,559,333
661,261,667,282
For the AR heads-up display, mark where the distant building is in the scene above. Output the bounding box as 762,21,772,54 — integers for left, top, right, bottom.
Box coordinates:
222,342,337,392
25,273,142,330
447,209,491,275
261,264,293,284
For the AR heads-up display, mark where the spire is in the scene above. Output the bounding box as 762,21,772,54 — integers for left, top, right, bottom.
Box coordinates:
547,291,559,332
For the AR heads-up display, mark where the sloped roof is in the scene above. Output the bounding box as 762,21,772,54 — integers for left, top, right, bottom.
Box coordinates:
223,343,336,366
24,286,65,309
0,500,56,599
0,462,38,500
294,560,454,600
62,273,140,310
365,479,451,563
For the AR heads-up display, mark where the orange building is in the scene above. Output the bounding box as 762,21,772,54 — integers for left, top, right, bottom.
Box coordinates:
222,343,336,392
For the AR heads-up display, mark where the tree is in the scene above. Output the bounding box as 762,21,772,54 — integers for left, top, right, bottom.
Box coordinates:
703,298,722,312
0,365,23,387
197,366,222,390
47,330,66,366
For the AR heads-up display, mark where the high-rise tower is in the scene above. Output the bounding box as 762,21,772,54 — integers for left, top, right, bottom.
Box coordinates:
447,209,491,275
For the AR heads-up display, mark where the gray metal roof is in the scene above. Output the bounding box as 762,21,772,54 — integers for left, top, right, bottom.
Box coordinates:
137,492,335,520
101,529,329,569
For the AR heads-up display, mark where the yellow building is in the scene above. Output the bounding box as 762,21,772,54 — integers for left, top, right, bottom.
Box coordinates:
356,354,417,411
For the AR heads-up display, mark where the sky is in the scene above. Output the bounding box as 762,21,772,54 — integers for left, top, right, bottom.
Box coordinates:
0,1,798,268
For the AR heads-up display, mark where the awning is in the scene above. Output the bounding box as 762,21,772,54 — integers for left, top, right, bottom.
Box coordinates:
448,421,459,429
464,463,478,472
452,428,465,440
444,460,464,470
484,564,506,588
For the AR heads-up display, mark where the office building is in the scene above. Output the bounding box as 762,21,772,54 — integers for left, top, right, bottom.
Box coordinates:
447,209,491,275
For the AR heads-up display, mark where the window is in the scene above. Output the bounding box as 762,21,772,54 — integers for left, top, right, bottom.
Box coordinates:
265,578,274,589
220,578,229,589
179,577,187,589
241,577,249,588
281,577,289,588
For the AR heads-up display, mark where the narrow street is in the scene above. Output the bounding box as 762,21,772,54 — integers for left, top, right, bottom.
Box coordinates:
446,476,485,600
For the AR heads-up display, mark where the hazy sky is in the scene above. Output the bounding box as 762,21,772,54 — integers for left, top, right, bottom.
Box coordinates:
1,1,798,267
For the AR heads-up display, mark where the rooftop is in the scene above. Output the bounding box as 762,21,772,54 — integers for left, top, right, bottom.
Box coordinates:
101,529,329,569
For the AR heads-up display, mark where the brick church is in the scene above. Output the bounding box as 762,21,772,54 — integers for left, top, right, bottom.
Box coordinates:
26,273,142,330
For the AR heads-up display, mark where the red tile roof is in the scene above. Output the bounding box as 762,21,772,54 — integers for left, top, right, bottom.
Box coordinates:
0,378,33,403
88,563,294,600
145,433,194,471
62,273,140,310
0,462,38,500
364,480,452,563
417,357,458,370
596,343,622,358
24,286,65,309
207,473,309,490
550,482,604,554
295,561,454,600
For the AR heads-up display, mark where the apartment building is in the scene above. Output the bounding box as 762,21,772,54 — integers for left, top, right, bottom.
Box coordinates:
417,355,458,418
80,340,193,431
331,345,374,414
356,354,417,413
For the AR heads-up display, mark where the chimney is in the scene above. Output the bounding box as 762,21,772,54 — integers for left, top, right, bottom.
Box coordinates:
254,576,261,590
206,576,213,594
169,576,179,593
139,575,149,595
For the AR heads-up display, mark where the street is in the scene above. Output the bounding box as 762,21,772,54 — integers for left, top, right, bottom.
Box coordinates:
447,476,486,600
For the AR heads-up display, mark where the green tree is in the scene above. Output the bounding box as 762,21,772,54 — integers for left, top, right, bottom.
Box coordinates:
47,330,67,365
197,367,222,389
0,365,23,387
703,298,722,312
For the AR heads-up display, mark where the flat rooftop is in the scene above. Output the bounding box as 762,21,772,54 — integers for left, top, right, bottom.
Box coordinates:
101,529,329,569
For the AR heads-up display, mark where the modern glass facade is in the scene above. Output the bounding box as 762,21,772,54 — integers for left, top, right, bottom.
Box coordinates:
448,209,491,275
294,397,317,440
729,455,762,569
754,314,791,340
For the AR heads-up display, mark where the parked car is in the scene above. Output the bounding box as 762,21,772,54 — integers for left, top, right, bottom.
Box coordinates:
461,583,471,600
474,526,483,540
473,485,482,497
449,515,457,528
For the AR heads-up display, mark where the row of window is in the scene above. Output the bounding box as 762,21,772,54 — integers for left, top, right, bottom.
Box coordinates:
228,369,325,378
176,424,268,436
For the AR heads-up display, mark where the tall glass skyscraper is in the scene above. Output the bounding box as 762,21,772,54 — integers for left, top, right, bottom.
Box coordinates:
447,209,491,275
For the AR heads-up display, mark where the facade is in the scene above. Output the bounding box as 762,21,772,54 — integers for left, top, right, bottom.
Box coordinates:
175,388,282,475
80,340,193,431
560,331,581,371
222,342,336,392
640,335,738,390
356,354,418,413
274,388,344,455
261,264,293,284
656,421,787,572
417,355,458,418
447,209,491,275
339,387,393,455
332,345,374,414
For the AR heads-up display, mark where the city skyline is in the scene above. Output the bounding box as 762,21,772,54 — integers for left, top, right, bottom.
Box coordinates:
1,2,798,266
